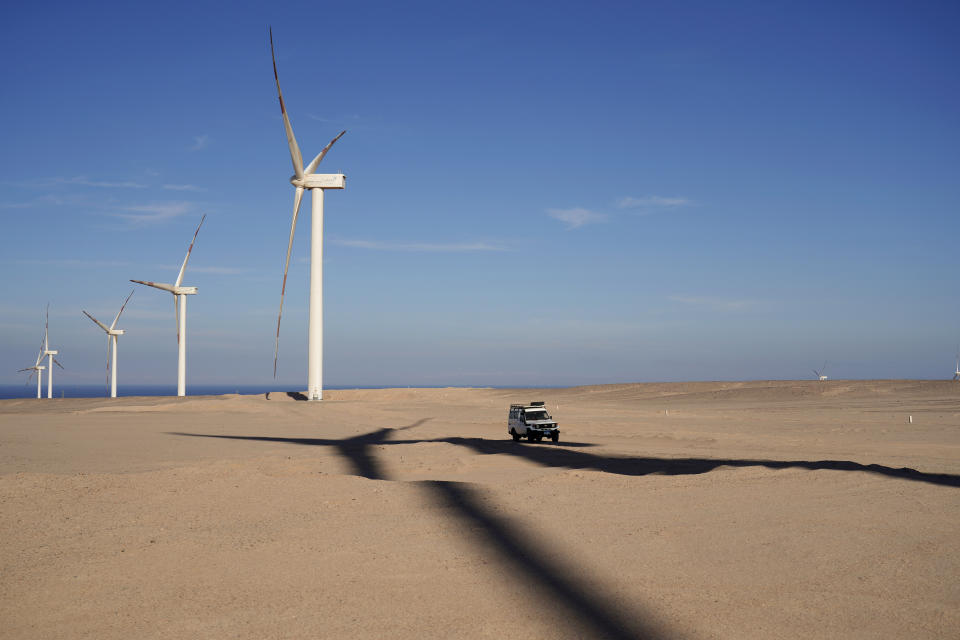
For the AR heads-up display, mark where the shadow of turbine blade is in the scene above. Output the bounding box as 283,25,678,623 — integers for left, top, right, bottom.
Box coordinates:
421,480,671,640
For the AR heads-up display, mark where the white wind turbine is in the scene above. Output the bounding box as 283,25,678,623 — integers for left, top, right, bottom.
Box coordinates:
270,28,347,401
29,305,65,398
813,361,829,382
17,332,47,399
131,215,205,397
83,290,134,398
953,346,959,381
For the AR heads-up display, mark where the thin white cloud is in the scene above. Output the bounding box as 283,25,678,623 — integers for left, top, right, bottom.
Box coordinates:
163,184,205,192
0,200,46,209
58,176,148,189
113,201,193,223
14,258,131,268
334,239,504,252
190,134,210,151
547,208,606,229
5,176,147,189
307,113,360,122
616,195,692,209
187,265,249,275
0,193,99,209
669,295,755,311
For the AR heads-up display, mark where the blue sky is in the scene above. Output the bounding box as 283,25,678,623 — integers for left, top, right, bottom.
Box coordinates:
1,0,958,388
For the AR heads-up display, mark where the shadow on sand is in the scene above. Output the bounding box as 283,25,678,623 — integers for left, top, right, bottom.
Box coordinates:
169,423,666,638
168,423,959,638
263,391,309,401
437,437,960,489
174,429,960,490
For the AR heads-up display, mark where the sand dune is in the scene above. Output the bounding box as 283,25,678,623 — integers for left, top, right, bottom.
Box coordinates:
1,380,958,638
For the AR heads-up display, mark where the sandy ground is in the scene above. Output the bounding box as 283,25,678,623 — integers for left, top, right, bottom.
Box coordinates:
1,380,958,639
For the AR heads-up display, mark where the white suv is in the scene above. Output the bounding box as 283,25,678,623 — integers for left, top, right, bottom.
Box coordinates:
508,402,560,443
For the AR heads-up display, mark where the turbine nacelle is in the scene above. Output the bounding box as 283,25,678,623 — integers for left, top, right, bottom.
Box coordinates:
290,173,346,190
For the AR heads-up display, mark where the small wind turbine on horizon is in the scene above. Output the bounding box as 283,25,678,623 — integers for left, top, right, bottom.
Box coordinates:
953,346,959,381
17,331,47,399
269,27,347,402
22,305,65,398
131,215,205,397
83,290,134,398
813,362,829,382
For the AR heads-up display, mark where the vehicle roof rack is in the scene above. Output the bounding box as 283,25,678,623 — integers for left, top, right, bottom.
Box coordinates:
530,401,545,406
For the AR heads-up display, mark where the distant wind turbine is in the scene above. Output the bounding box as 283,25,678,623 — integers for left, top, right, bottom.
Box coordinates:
270,27,347,402
83,290,134,398
953,346,959,382
17,331,47,399
131,215,205,397
813,362,829,382
29,305,65,399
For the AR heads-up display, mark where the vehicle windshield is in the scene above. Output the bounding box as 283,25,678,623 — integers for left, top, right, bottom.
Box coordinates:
524,410,550,421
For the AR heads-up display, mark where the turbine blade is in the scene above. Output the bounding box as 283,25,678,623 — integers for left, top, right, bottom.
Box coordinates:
175,214,206,287
45,304,49,351
131,279,178,293
110,289,135,330
35,333,45,366
303,130,346,175
270,28,304,179
274,186,304,377
17,367,32,373
83,310,111,333
53,358,64,370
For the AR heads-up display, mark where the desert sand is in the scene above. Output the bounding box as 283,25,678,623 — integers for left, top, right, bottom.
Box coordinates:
1,380,958,639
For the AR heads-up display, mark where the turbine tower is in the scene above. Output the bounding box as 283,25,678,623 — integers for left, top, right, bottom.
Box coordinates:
41,305,64,398
270,28,346,402
18,333,47,399
83,290,134,398
953,346,959,381
131,215,205,397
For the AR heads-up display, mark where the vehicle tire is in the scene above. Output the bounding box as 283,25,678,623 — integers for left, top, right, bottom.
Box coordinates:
551,432,559,443
528,433,537,442
511,429,521,441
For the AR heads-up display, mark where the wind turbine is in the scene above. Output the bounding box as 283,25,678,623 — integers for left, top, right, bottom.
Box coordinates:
83,290,134,398
813,362,829,382
40,305,65,398
270,28,347,402
953,346,959,381
17,333,46,399
131,215,205,397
